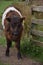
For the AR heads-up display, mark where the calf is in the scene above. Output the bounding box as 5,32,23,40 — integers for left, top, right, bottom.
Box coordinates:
2,6,25,59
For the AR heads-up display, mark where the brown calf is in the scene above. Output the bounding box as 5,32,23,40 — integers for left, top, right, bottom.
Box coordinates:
2,6,25,59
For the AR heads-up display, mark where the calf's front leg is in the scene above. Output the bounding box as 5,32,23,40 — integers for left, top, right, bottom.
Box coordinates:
16,40,22,59
5,39,12,56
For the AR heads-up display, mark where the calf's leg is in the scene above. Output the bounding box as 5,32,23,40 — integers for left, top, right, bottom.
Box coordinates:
16,40,22,59
6,39,12,56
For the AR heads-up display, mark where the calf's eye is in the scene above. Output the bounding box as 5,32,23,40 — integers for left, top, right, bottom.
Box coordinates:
18,24,21,28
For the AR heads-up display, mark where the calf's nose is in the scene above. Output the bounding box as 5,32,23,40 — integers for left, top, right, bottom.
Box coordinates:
12,32,19,36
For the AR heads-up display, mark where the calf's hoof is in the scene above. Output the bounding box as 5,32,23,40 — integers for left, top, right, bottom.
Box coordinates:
17,53,22,60
5,50,9,57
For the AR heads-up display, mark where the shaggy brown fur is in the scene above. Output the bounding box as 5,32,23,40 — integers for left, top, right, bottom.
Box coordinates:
3,6,25,59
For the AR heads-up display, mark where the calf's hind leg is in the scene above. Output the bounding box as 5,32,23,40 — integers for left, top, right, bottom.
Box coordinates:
6,39,12,56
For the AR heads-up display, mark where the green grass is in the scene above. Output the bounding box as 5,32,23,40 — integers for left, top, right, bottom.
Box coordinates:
0,1,13,16
0,0,21,16
33,36,43,42
0,35,15,47
0,62,10,65
0,36,6,46
20,36,43,62
33,24,43,31
37,25,43,31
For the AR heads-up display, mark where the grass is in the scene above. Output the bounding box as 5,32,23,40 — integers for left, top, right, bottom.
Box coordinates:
0,36,6,46
20,36,43,62
0,62,9,65
32,36,43,42
0,35,15,47
0,1,13,16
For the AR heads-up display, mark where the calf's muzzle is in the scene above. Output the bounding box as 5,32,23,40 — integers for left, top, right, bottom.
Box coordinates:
12,31,19,36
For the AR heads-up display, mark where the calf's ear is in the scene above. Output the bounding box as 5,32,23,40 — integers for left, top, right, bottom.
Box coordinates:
21,16,25,20
20,16,25,22
6,17,11,22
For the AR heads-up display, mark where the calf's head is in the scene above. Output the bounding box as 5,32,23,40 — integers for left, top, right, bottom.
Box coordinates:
6,16,25,41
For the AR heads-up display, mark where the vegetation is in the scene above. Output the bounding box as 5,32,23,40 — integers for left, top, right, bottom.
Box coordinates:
0,62,9,65
21,36,43,62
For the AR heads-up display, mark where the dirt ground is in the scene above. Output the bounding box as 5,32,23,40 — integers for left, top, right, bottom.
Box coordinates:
0,45,42,65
